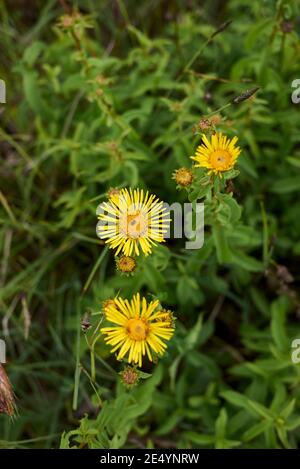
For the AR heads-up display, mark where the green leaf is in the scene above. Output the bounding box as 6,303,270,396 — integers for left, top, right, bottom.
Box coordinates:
155,411,182,436
188,184,210,201
223,169,240,180
184,314,203,351
231,250,264,272
247,400,274,420
280,400,296,419
270,176,300,194
23,41,45,66
287,156,300,168
270,298,289,352
250,287,270,316
184,432,214,446
23,70,44,115
215,408,228,439
221,390,273,420
221,390,249,409
243,420,271,441
217,193,242,223
212,224,233,263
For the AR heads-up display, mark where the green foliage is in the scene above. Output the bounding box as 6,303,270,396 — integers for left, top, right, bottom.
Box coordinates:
0,0,300,449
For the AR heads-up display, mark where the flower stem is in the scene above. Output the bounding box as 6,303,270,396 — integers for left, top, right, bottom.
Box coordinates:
205,102,232,118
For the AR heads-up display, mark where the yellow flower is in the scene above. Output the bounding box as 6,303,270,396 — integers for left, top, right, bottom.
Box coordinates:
101,293,175,367
191,132,241,176
97,188,169,257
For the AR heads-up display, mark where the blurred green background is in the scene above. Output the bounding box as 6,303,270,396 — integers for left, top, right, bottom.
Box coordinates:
0,0,300,449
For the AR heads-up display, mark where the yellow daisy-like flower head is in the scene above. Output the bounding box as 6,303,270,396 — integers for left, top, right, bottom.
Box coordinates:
191,132,241,176
97,188,169,257
100,293,175,367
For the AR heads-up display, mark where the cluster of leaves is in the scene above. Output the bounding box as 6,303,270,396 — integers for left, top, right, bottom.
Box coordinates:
0,0,300,449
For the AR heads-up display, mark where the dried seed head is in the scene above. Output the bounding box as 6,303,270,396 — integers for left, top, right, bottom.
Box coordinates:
116,255,137,274
198,118,212,131
276,265,294,284
173,167,194,187
225,179,235,194
120,366,139,387
280,21,293,33
0,364,15,417
81,313,91,332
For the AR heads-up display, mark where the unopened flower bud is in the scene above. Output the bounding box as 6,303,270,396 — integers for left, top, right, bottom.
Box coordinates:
120,366,139,387
173,167,194,187
58,11,80,29
116,256,137,274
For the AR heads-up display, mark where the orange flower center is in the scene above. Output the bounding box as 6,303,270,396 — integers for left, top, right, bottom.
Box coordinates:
126,318,148,340
210,150,231,169
120,210,148,239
